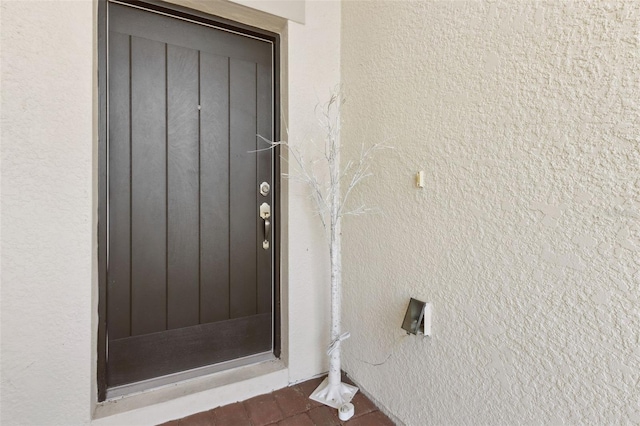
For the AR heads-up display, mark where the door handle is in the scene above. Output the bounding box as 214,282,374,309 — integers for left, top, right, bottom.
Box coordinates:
263,219,271,249
260,202,271,250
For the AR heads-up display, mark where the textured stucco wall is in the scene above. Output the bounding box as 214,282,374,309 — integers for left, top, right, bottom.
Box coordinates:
0,0,338,424
230,0,305,24
286,0,340,383
1,1,95,424
340,1,640,425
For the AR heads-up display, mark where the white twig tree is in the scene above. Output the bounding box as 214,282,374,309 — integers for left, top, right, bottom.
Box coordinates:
260,90,390,409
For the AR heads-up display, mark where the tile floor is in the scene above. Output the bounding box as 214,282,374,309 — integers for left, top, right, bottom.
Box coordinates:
158,375,395,425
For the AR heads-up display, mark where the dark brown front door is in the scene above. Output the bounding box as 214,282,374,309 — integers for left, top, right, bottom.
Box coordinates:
104,1,275,391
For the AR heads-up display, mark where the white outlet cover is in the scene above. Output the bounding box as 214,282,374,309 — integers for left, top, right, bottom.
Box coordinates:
423,303,432,336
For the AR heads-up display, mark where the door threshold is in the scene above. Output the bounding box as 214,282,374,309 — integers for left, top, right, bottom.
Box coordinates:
106,352,275,399
94,356,287,421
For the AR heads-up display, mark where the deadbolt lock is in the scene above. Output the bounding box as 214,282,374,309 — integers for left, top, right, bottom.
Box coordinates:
260,202,271,219
260,182,270,196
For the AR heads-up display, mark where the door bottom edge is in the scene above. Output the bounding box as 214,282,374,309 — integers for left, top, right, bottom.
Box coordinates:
106,351,276,400
94,354,286,420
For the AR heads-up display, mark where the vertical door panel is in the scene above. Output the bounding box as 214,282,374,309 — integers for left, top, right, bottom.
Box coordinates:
229,59,257,319
167,44,200,329
199,53,231,323
107,32,132,340
130,36,167,336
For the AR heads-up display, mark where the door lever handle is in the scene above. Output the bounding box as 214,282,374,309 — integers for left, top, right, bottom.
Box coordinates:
263,219,271,250
260,202,271,250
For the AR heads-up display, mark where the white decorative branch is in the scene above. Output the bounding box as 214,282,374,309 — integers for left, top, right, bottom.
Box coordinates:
256,89,390,409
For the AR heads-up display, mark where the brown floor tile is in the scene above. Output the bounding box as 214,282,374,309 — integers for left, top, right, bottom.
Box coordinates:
178,410,215,426
350,392,377,418
211,402,251,426
346,410,395,426
273,385,315,417
243,393,284,426
292,377,324,408
307,405,342,426
278,413,316,426
158,373,394,426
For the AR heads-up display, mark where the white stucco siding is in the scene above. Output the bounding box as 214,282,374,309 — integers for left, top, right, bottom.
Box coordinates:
341,1,640,425
1,1,95,424
286,0,340,384
230,0,305,24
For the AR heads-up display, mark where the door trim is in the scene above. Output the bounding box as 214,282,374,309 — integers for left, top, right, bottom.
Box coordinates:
109,0,272,42
97,0,281,402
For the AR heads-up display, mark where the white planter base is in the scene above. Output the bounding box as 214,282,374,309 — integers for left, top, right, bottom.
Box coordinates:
309,377,359,409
